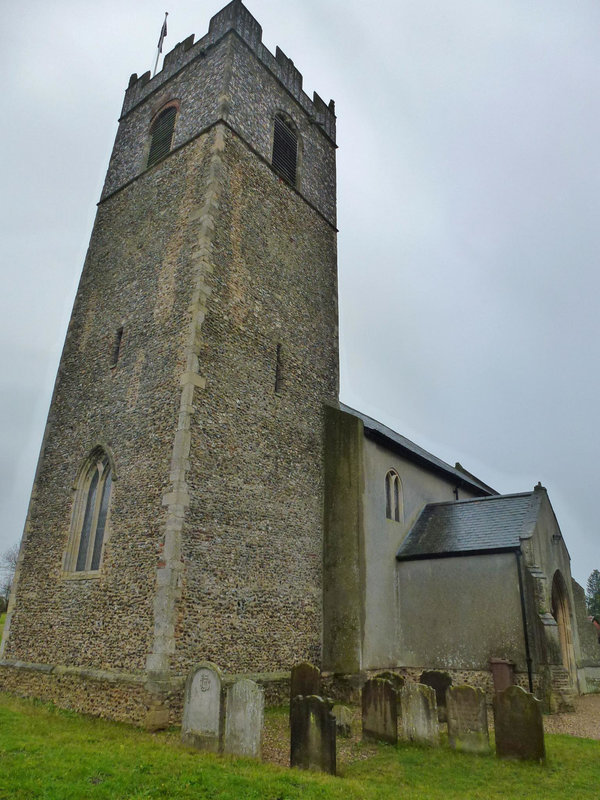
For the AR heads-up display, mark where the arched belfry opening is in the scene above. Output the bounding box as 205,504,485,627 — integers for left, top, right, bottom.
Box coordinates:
551,570,576,685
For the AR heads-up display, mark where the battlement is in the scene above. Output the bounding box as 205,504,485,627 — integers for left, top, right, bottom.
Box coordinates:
122,0,336,141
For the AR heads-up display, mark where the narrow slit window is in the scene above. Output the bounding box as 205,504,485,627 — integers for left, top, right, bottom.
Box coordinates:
385,474,392,519
111,327,123,367
147,105,177,167
275,343,284,393
272,115,297,185
385,470,402,522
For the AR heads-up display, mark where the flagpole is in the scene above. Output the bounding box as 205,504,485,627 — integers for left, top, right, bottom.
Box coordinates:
153,12,169,77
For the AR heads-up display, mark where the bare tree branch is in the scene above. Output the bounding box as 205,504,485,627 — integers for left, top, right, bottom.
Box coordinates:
0,543,20,608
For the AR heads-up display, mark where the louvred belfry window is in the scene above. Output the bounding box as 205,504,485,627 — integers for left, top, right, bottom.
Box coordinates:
147,106,177,167
272,114,297,185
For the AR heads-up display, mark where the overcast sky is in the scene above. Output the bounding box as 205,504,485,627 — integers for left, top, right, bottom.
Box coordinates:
2,0,600,587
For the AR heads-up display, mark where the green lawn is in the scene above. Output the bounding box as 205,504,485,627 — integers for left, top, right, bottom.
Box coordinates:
0,613,5,639
0,693,598,799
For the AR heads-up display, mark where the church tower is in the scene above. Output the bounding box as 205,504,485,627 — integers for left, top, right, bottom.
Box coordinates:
1,1,338,722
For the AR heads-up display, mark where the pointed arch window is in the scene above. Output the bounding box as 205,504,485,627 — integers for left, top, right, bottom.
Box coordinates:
385,470,402,522
67,450,113,573
272,113,298,185
147,104,177,167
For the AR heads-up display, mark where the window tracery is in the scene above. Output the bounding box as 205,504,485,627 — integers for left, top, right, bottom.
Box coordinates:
66,450,113,573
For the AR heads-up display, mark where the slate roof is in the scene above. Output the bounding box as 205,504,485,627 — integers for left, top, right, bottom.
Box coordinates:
339,403,496,496
396,491,543,561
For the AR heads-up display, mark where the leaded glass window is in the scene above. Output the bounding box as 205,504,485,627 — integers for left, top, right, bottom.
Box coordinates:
69,452,113,573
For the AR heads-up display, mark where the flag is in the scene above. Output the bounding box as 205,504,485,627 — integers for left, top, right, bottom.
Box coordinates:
158,13,168,53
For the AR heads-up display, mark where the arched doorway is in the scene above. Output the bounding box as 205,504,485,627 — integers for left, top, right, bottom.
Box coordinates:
551,571,576,685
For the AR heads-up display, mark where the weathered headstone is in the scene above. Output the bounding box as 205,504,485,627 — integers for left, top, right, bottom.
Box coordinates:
400,683,439,745
493,685,545,762
290,695,336,775
362,678,398,744
331,704,353,738
446,685,489,753
182,662,223,752
375,671,405,693
420,670,452,722
290,662,321,703
224,678,264,759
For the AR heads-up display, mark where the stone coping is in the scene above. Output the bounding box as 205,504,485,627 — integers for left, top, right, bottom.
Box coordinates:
0,660,290,690
0,660,146,686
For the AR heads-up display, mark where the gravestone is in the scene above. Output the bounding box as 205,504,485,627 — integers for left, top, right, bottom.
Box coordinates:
420,670,452,722
224,678,264,759
331,704,353,738
493,685,545,762
181,662,224,752
362,678,398,744
290,695,336,775
290,662,321,703
400,683,439,745
446,685,489,753
375,671,405,693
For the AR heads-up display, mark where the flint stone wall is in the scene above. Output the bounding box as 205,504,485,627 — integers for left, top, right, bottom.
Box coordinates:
321,668,538,708
104,31,336,225
0,662,154,724
4,6,338,712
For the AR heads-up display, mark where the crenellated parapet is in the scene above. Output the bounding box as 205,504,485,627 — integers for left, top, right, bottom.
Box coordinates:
122,0,336,141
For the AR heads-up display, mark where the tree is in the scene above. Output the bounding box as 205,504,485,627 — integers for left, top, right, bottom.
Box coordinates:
586,569,600,618
0,543,19,611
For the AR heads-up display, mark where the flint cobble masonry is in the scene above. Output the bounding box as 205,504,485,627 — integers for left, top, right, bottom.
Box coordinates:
1,0,338,722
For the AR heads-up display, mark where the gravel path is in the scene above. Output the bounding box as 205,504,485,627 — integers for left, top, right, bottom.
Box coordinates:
542,693,600,740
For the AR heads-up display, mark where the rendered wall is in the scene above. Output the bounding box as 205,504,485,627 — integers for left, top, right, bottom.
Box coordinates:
361,437,482,669
396,553,526,671
322,406,365,673
522,489,587,679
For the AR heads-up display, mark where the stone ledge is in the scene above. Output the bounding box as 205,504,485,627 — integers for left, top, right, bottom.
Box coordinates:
0,660,146,686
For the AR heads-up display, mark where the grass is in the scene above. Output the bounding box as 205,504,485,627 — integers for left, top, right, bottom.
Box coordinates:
0,613,5,638
0,693,598,799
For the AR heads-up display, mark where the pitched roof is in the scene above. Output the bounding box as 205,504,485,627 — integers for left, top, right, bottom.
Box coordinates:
339,403,496,496
396,491,543,561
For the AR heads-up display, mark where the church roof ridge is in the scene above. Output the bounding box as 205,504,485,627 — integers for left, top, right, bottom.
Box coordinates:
397,490,540,561
423,490,535,509
338,402,496,496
